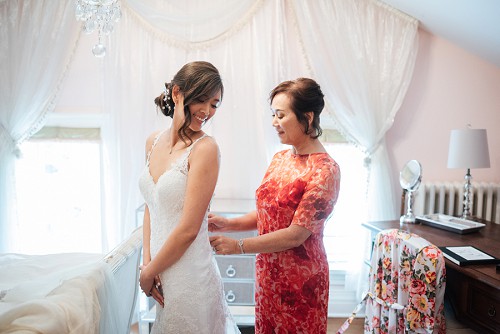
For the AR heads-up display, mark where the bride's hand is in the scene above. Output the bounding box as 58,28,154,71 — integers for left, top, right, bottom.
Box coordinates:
139,265,153,295
139,265,164,307
173,89,185,112
151,275,164,307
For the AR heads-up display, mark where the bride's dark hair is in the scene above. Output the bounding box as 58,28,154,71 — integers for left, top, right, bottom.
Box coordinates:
154,61,224,145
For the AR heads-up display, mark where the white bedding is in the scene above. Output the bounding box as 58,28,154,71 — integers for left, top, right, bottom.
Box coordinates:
0,226,142,334
0,253,115,333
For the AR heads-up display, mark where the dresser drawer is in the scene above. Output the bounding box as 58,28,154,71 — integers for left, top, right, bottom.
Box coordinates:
216,255,255,279
468,281,500,332
223,281,255,305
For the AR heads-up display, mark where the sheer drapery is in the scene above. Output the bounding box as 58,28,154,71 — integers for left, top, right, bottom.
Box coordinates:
292,0,419,221
101,0,310,240
123,0,265,46
291,0,419,298
0,1,80,252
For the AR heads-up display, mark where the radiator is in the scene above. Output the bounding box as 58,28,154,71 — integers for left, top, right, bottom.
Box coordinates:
412,182,500,224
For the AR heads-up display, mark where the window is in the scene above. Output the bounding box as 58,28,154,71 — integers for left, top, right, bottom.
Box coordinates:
13,127,103,254
321,131,369,316
323,142,368,270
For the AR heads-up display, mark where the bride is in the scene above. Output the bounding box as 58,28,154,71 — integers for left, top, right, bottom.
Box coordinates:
138,61,239,334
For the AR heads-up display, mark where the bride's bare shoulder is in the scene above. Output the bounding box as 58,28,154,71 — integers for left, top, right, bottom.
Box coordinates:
145,130,164,153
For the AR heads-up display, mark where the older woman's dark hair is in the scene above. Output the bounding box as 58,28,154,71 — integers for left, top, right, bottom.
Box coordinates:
269,78,324,138
154,61,224,144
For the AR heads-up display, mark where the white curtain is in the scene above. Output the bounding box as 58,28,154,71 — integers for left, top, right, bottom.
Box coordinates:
101,0,312,241
292,0,419,221
0,1,81,252
291,0,419,298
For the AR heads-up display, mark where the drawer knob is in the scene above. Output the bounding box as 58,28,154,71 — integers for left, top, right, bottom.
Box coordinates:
487,305,496,317
226,290,236,303
226,265,236,278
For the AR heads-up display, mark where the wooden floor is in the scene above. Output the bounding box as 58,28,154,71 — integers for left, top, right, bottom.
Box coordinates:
131,301,478,334
130,318,364,334
132,315,478,334
237,318,364,334
328,317,364,333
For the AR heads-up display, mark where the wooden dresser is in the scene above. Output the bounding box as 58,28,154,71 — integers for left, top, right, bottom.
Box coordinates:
363,219,500,334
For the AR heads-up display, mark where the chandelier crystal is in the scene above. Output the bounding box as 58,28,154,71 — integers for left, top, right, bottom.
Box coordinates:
75,0,122,57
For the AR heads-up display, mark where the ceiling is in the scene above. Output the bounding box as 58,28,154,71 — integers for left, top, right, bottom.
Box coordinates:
379,0,500,68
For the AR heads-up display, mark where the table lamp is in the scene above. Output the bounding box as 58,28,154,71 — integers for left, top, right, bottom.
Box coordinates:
447,127,490,219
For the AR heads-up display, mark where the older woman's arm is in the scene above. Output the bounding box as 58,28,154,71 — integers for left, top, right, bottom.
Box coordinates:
209,224,311,255
210,160,339,255
208,210,258,232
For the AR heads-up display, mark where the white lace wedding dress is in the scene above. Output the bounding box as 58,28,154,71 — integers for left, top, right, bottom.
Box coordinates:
139,133,240,334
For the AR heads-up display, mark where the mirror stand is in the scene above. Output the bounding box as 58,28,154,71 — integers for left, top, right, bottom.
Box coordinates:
399,160,422,225
400,190,416,224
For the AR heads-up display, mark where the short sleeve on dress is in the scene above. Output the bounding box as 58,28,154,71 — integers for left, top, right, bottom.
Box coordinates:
292,158,340,234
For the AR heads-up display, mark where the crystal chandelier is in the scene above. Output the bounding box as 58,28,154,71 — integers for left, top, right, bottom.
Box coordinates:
75,0,122,57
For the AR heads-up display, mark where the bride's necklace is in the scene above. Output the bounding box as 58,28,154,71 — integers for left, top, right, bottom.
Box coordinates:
168,140,185,155
169,143,178,155
167,129,198,154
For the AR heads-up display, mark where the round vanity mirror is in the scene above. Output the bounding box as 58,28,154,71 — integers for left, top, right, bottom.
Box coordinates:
400,160,422,192
400,160,422,224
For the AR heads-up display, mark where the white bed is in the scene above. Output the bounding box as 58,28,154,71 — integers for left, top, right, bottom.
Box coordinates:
0,226,142,334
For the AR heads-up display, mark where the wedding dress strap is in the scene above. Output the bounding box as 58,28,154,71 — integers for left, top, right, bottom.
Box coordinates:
175,134,211,175
146,130,167,166
146,132,209,168
186,134,208,154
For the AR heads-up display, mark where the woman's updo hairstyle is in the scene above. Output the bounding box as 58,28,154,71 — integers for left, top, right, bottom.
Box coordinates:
155,82,175,118
269,77,324,139
154,61,224,143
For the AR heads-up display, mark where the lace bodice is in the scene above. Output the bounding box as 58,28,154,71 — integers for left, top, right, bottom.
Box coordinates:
138,131,239,334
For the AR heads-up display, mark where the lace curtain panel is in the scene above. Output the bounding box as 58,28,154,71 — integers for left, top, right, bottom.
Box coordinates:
0,1,80,252
292,0,419,222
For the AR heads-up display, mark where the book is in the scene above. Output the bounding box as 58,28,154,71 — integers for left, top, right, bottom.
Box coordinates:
439,246,500,266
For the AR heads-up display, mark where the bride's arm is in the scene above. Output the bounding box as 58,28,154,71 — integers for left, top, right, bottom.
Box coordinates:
139,137,219,292
142,205,151,266
142,133,157,267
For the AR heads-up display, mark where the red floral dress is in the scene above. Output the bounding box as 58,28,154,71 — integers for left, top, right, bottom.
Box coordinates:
254,150,341,334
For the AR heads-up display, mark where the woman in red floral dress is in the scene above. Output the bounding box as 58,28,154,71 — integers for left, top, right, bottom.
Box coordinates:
209,78,341,333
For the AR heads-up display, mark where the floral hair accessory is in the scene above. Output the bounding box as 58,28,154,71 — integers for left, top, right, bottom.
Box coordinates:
163,87,170,102
162,86,172,114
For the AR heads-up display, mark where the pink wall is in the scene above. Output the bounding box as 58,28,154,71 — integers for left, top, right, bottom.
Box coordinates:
386,29,500,186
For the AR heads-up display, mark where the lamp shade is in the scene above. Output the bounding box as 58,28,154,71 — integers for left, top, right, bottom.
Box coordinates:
447,128,490,169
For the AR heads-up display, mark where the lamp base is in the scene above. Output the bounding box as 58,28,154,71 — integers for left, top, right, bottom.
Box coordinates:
462,168,473,219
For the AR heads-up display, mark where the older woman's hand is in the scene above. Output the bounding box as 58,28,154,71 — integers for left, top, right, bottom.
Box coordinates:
208,213,229,232
209,235,238,255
